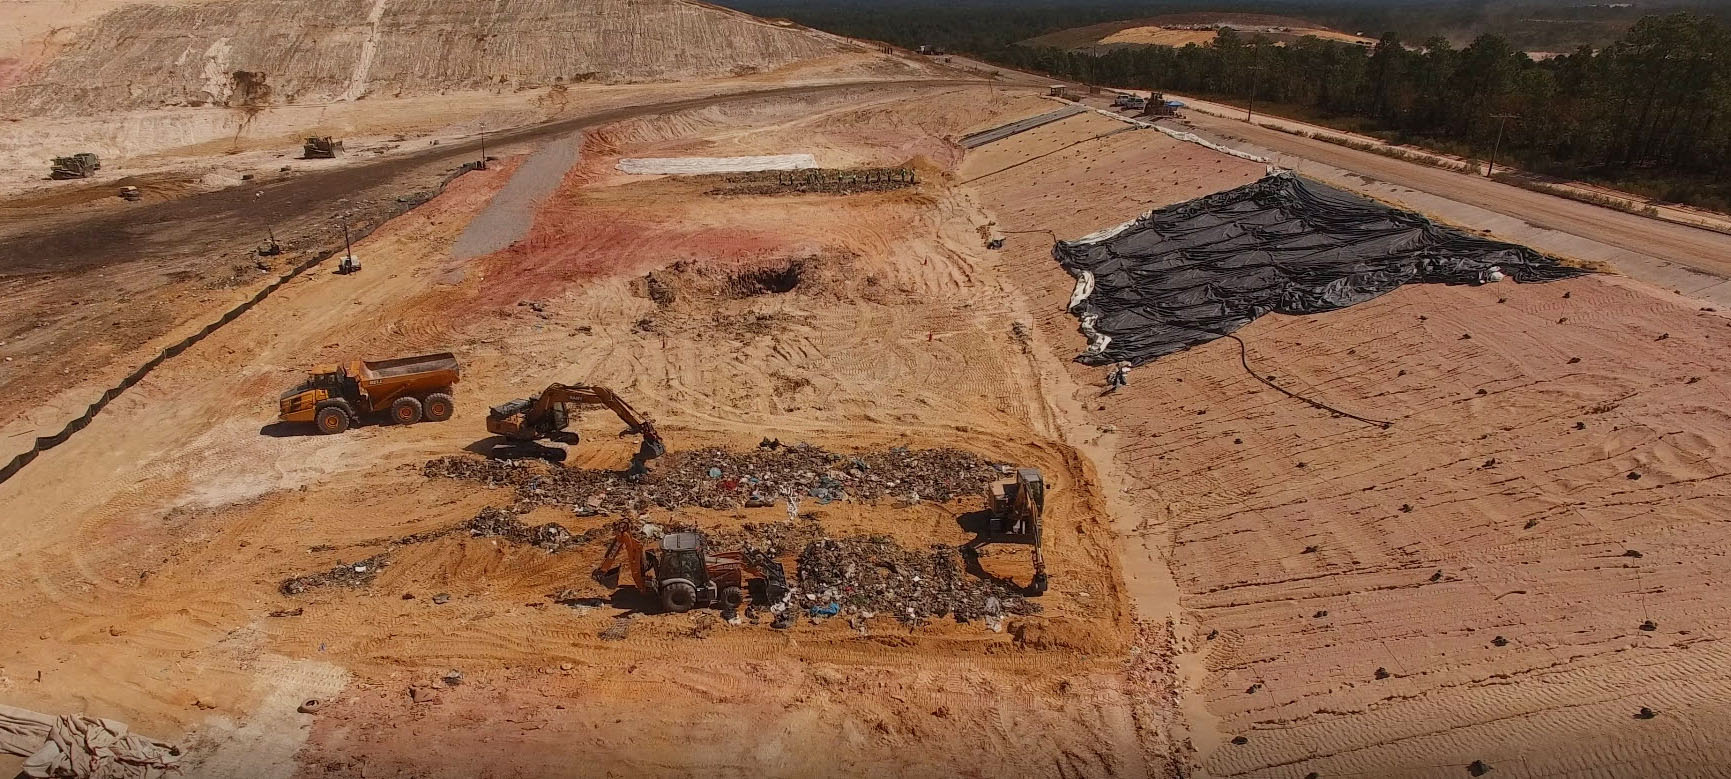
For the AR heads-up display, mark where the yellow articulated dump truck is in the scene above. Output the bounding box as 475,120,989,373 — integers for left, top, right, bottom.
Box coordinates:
278,353,460,434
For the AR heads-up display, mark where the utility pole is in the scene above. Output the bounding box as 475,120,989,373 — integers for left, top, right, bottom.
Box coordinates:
1486,113,1518,177
1245,64,1266,122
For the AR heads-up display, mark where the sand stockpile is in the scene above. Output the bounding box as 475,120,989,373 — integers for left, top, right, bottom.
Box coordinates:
0,0,859,117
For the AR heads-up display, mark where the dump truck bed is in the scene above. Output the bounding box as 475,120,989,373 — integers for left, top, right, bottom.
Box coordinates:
350,352,459,411
356,353,460,382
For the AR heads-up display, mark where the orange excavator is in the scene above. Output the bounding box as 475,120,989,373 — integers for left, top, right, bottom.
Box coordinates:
591,525,789,613
485,384,665,471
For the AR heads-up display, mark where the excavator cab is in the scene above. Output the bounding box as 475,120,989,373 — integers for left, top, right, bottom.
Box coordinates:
976,467,1049,596
485,383,664,472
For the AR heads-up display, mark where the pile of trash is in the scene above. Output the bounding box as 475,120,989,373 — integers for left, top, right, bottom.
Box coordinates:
280,553,389,595
423,443,1004,516
707,168,917,196
792,538,1038,625
462,506,610,553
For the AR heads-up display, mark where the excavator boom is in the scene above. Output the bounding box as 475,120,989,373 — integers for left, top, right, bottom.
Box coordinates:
486,383,666,469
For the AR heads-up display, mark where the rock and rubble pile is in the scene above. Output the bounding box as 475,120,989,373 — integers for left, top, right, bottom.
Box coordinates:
280,553,390,595
423,443,1004,516
793,538,1038,625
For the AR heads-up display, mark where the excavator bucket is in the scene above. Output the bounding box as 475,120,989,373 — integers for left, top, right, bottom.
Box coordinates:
591,566,622,589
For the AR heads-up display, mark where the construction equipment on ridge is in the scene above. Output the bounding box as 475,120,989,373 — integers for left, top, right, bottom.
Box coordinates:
966,466,1049,595
303,136,343,159
485,383,665,473
278,352,460,434
591,525,789,614
49,153,100,180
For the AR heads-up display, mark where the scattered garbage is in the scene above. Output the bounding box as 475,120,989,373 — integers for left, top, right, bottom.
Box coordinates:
1374,667,1390,679
297,699,322,714
1640,620,1658,631
424,443,1004,515
1636,707,1657,719
794,538,1037,625
432,593,451,605
1468,759,1492,776
279,553,389,595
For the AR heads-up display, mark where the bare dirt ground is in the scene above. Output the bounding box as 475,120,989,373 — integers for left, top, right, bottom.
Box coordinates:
9,7,1731,773
0,80,981,468
0,85,1181,777
967,99,1731,777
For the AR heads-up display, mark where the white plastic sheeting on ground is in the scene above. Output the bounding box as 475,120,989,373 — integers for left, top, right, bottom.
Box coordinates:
617,154,817,174
0,704,180,779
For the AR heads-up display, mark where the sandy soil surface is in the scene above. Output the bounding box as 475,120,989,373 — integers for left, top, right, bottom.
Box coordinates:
1099,28,1221,47
0,84,1183,777
966,94,1731,777
1029,13,1376,50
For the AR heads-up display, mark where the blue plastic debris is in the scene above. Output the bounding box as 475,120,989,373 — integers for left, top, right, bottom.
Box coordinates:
707,467,723,479
809,602,840,618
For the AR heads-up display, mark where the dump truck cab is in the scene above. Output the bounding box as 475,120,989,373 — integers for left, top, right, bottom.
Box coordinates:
278,365,350,421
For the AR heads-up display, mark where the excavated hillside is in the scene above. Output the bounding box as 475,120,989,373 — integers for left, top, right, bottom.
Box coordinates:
1,0,859,117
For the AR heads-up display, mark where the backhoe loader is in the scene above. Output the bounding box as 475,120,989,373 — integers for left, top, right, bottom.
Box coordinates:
590,525,788,613
484,383,665,472
966,467,1049,595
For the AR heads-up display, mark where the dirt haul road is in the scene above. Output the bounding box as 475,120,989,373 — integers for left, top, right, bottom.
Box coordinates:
0,86,1170,778
1177,109,1731,286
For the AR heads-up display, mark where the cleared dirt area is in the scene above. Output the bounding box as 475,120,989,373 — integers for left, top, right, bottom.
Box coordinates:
968,94,1731,777
7,3,1731,773
0,85,1176,777
1028,12,1376,50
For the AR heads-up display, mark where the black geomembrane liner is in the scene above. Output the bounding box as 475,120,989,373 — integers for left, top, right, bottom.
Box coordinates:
1056,173,1584,365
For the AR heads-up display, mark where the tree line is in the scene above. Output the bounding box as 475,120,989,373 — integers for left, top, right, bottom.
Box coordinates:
728,1,1731,210
999,14,1731,209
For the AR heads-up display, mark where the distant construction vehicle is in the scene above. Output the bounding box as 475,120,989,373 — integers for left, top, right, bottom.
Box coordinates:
592,526,789,613
303,137,343,159
484,383,665,471
1143,93,1179,118
49,153,100,180
278,352,460,434
968,467,1049,595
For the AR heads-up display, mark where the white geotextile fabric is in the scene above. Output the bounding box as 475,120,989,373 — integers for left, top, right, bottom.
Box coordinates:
617,154,817,174
0,705,180,779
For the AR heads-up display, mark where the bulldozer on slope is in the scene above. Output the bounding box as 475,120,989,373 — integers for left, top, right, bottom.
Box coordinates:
485,383,665,472
278,352,460,434
302,137,343,159
965,466,1049,595
591,525,789,613
49,153,100,180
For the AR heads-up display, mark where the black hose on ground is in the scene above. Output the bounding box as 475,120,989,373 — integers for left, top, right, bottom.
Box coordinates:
1223,333,1393,429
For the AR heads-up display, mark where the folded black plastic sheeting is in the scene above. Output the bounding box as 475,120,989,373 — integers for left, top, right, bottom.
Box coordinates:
1055,172,1585,366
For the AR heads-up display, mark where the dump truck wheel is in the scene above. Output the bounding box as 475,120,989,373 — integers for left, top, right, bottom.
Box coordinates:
391,397,423,425
660,581,697,614
719,586,745,611
423,392,454,422
315,405,351,434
